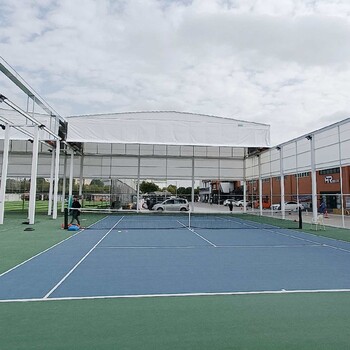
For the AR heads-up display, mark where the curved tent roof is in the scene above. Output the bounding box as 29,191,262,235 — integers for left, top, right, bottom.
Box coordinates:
66,111,270,148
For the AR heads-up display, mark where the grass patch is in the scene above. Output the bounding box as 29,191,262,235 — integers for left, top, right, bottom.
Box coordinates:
0,211,102,274
1,293,350,349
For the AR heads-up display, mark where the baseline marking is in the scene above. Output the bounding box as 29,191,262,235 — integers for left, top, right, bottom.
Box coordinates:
96,245,207,249
2,288,350,303
43,216,125,299
96,244,322,249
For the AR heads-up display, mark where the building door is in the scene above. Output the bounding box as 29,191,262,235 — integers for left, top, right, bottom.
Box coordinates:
320,191,339,210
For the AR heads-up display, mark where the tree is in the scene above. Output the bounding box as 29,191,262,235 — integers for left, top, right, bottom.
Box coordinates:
36,178,50,192
139,181,160,194
86,179,109,193
90,179,105,187
177,187,187,195
166,184,177,195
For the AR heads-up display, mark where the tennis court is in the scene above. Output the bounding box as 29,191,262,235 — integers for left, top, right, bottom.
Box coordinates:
1,213,350,302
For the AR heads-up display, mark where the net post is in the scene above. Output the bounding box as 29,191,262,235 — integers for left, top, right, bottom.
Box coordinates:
298,207,302,229
188,210,191,229
64,208,69,229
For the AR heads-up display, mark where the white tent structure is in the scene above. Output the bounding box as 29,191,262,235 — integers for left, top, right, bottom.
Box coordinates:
0,57,271,225
65,111,270,180
67,111,270,147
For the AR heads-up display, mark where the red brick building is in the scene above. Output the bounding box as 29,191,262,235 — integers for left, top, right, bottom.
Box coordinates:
246,166,350,211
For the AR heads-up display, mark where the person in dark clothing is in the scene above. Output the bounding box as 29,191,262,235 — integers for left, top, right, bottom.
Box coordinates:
70,196,81,226
318,201,326,214
228,200,234,213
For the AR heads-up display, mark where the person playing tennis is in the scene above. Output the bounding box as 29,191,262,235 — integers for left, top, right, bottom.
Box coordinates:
70,196,81,226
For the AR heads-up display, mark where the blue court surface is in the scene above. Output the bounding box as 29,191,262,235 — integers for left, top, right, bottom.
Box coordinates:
1,214,350,301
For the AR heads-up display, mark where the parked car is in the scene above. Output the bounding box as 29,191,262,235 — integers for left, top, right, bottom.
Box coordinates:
271,201,304,211
235,200,251,207
271,203,281,210
151,198,189,211
223,199,235,206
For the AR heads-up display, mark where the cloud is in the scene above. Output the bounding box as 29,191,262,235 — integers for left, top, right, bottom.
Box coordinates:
1,0,350,145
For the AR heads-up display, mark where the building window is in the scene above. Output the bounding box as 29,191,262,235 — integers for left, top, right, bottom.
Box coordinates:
295,172,310,178
319,168,340,175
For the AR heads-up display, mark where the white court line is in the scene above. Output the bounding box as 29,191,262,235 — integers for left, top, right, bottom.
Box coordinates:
0,230,80,278
43,216,125,299
96,244,322,249
215,216,350,253
215,244,323,248
1,288,350,303
96,245,207,249
261,227,350,254
320,243,350,254
177,220,217,247
0,215,110,279
262,228,324,246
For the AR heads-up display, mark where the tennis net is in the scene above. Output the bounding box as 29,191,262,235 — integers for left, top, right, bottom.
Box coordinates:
68,209,301,230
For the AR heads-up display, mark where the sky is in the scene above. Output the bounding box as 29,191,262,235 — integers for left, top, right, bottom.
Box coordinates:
1,0,350,146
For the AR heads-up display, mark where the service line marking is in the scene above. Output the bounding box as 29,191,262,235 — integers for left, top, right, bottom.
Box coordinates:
43,216,124,299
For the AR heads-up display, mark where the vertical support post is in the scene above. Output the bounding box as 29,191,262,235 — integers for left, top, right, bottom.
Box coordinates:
47,149,55,215
61,152,67,212
218,150,221,206
243,149,247,213
64,208,68,229
79,154,84,197
52,140,60,219
0,124,10,224
28,125,39,224
338,126,345,228
191,154,195,212
269,152,273,215
136,148,140,212
68,149,74,207
279,146,285,219
258,155,263,216
295,141,299,205
243,180,247,212
270,177,273,215
309,136,318,222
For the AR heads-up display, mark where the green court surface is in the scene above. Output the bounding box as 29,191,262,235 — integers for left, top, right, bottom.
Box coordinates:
1,212,350,349
1,211,350,274
237,213,350,242
1,293,350,349
0,211,102,274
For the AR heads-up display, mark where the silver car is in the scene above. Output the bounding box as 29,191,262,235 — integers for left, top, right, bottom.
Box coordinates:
152,198,189,211
223,199,235,206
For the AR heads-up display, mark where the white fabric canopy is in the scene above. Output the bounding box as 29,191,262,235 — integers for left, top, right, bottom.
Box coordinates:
67,111,270,147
